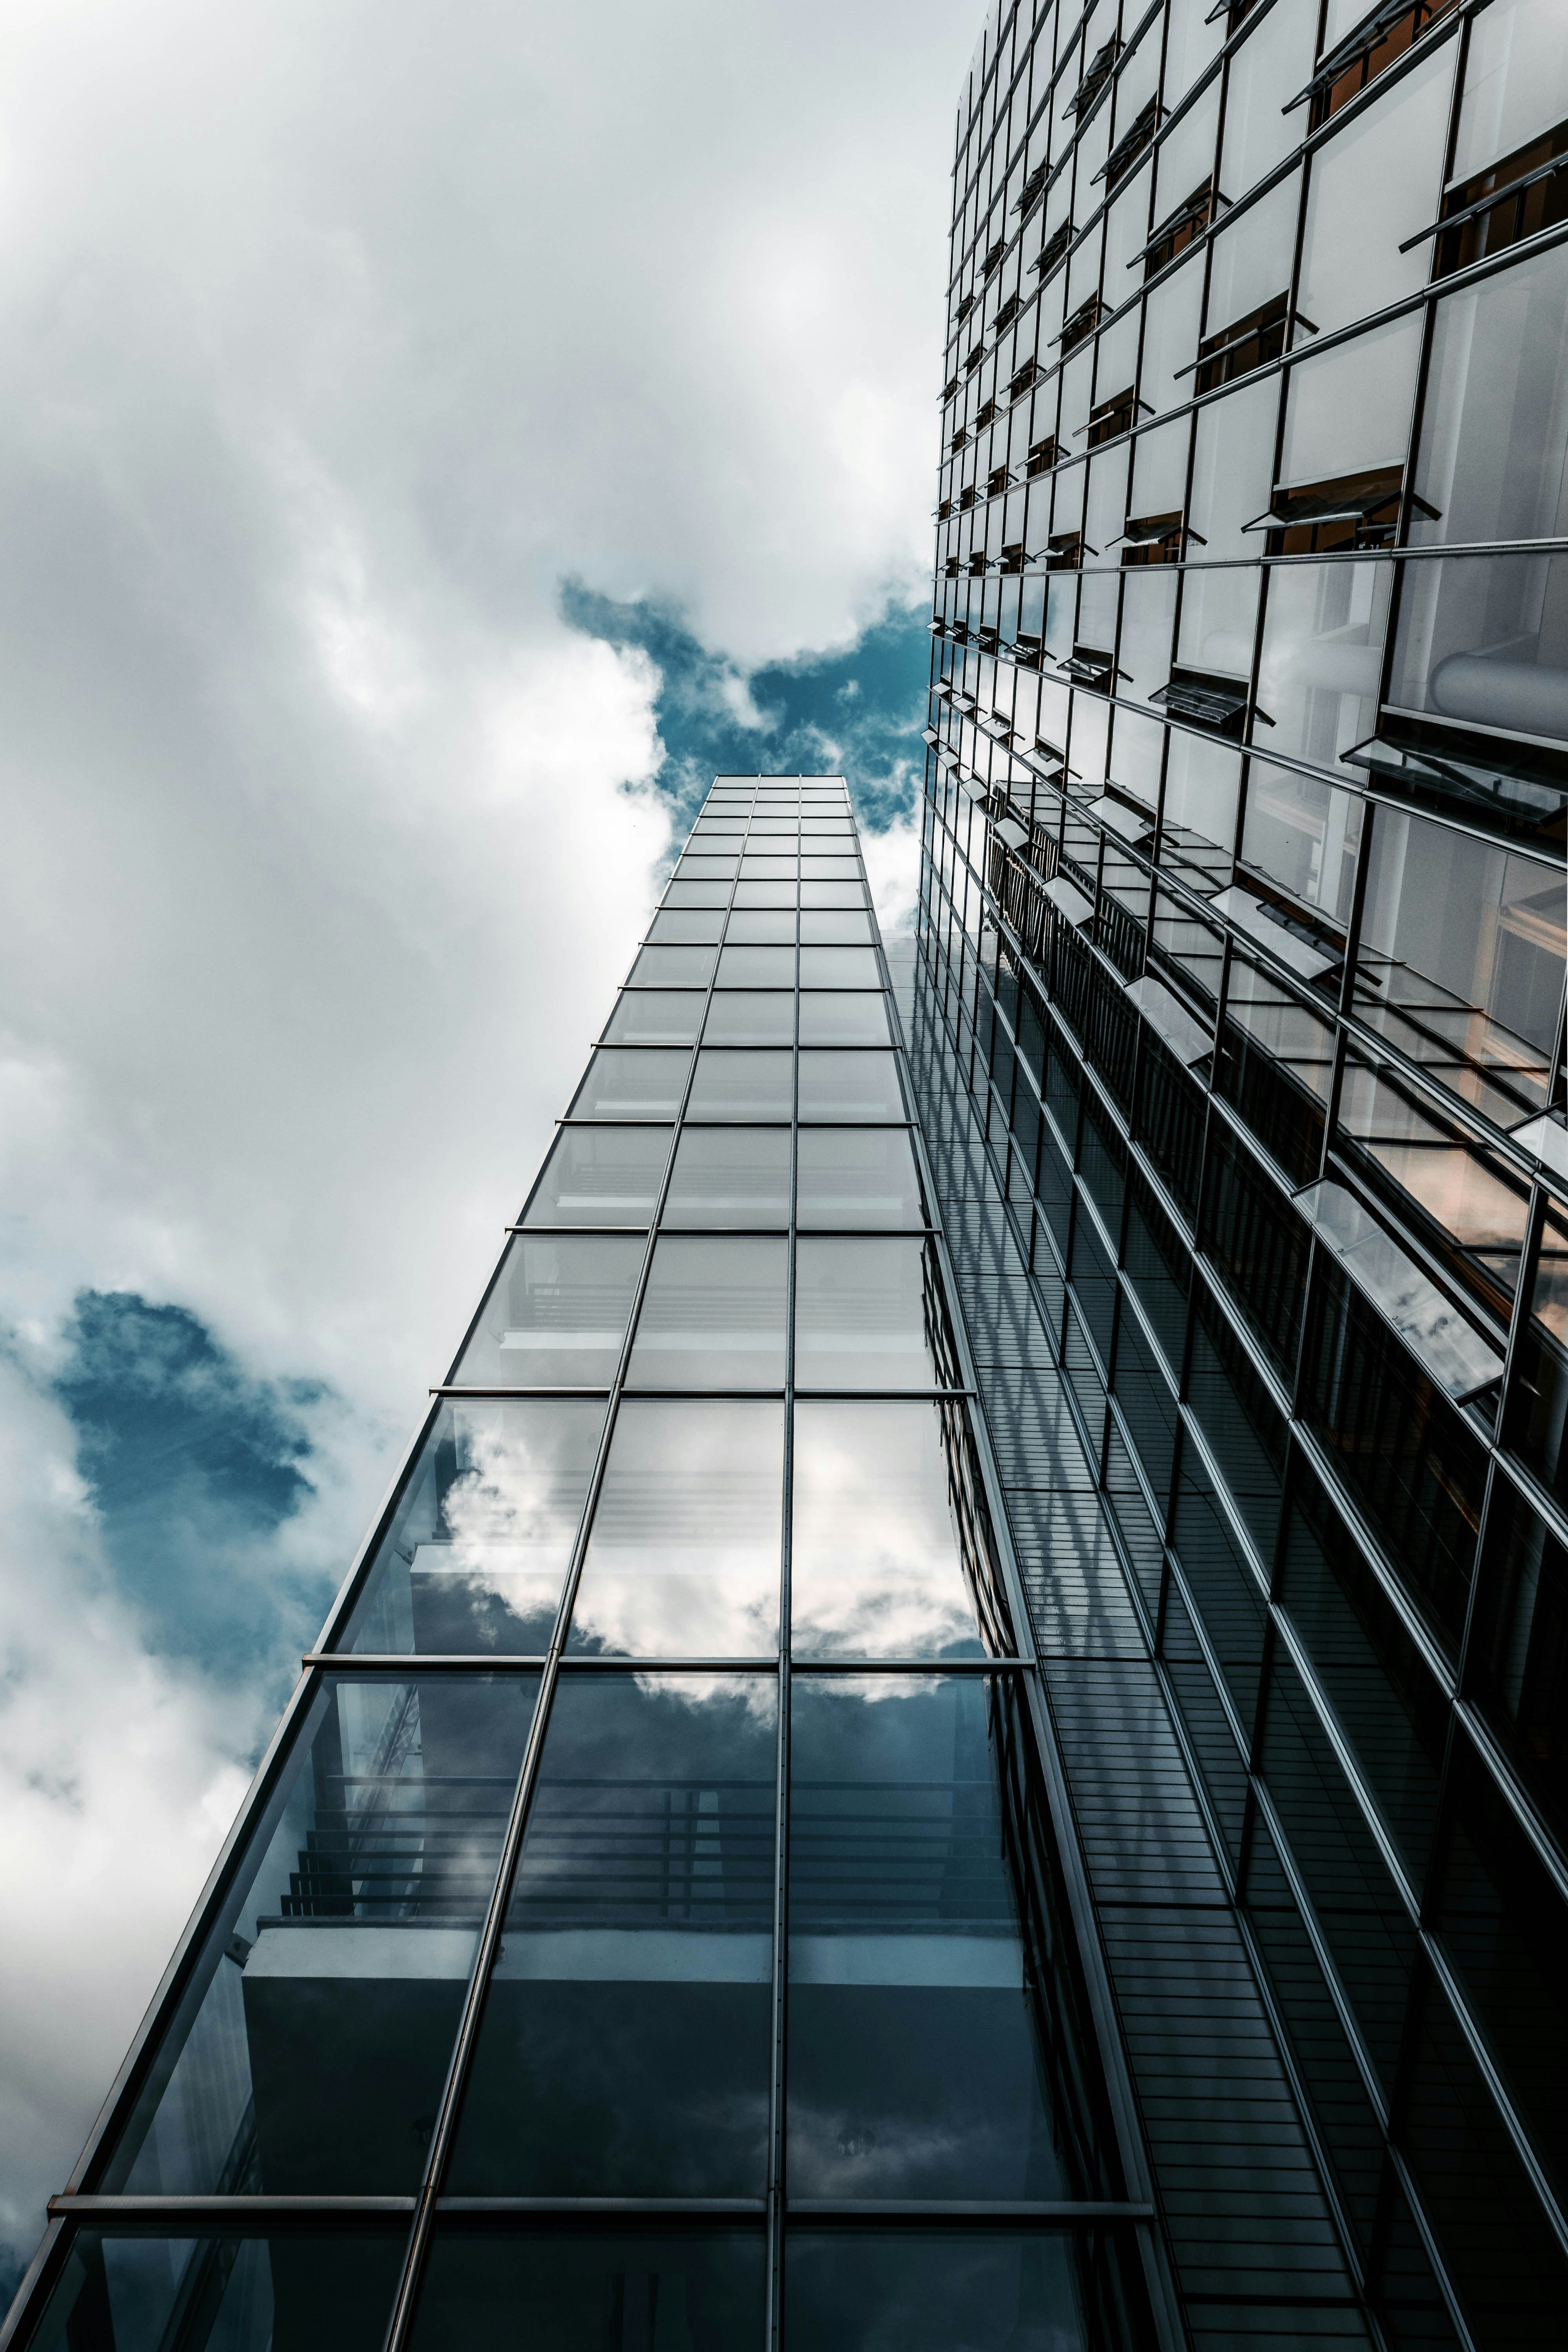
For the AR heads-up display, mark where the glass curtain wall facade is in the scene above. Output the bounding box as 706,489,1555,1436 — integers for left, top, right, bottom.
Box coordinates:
916,0,1568,2346
0,779,1176,2352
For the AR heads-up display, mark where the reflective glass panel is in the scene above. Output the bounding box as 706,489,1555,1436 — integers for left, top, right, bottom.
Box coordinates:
796,1049,904,1121
662,882,732,910
798,992,891,1045
800,882,867,910
448,1673,776,2194
799,946,880,988
726,909,798,943
800,911,874,943
625,1236,789,1387
717,944,796,987
663,1127,792,1227
796,1128,925,1227
791,1400,1002,1657
733,881,799,908
603,991,704,1045
688,1048,795,1120
787,1675,1074,2198
648,909,726,944
568,1048,690,1120
570,1399,784,1655
784,2231,1135,2352
801,856,861,881
629,945,717,987
410,2227,765,2352
794,1238,955,1390
31,2232,406,2352
521,1127,671,1225
99,1673,540,2195
704,991,796,1045
344,1399,604,1653
452,1234,644,1387
740,855,797,880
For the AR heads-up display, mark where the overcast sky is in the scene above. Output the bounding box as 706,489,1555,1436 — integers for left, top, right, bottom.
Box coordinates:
0,0,970,2287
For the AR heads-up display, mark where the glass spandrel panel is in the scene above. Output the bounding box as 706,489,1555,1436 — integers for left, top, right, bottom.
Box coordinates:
30,2231,407,2352
409,2227,765,2352
452,1234,644,1387
568,1047,690,1120
796,1127,925,1228
784,2231,1141,2352
786,1674,1086,2200
648,909,725,943
794,1239,956,1390
603,991,704,1045
625,1235,789,1387
726,909,798,943
519,1126,671,1225
704,991,796,1046
98,1671,540,2196
447,1673,776,2194
663,1127,792,1227
797,1049,904,1121
800,910,874,943
569,1399,784,1655
629,944,717,988
791,1400,1007,1658
798,992,891,1045
343,1399,604,1653
688,1047,795,1120
800,882,867,910
717,944,796,987
799,945,881,988
733,881,799,908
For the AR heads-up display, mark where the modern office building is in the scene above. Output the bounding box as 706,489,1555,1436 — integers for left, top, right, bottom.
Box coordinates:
5,0,1567,2347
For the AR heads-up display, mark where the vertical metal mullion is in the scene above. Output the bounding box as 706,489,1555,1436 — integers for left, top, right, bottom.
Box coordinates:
377,784,751,2352
764,808,802,2352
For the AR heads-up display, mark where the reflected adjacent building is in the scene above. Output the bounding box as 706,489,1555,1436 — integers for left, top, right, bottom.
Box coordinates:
7,0,1568,2345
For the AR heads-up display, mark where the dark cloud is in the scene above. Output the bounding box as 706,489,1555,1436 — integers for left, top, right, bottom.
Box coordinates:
561,583,932,837
53,1292,337,1698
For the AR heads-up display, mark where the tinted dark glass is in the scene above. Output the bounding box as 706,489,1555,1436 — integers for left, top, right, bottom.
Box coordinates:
30,2233,406,2352
410,2228,764,2352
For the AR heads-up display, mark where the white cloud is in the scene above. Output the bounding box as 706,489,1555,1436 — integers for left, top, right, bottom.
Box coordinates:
0,0,963,2261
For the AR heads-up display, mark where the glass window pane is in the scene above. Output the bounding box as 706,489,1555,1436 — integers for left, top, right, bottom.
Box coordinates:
663,1128,792,1227
452,1234,645,1387
798,992,890,1045
344,1399,604,1653
648,909,725,943
663,881,731,909
688,1048,795,1119
519,1127,671,1226
787,1674,1090,2199
568,1048,690,1120
799,946,881,988
717,944,796,987
603,991,704,1045
733,881,799,908
676,855,737,881
800,911,873,943
791,1400,1007,1658
629,944,717,987
726,909,797,943
98,1671,541,2195
801,855,861,881
704,991,797,1045
800,882,867,909
570,1399,783,1655
796,1128,925,1228
797,1049,904,1121
795,1238,957,1390
448,1673,776,2194
410,2227,765,2351
31,2232,406,2352
740,854,797,880
784,2230,1141,2352
625,1236,789,1387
